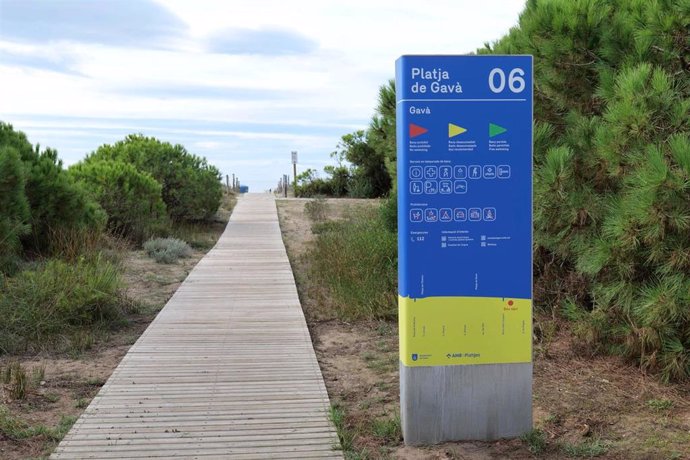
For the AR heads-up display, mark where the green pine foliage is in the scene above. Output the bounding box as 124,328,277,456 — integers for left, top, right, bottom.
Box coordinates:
86,134,223,222
485,0,690,380
368,80,397,186
335,130,391,198
0,146,30,273
69,160,169,243
0,122,105,257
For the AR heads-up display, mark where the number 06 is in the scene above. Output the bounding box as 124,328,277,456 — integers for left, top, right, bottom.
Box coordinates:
489,68,525,93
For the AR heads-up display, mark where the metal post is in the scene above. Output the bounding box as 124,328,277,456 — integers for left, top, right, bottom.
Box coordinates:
291,151,298,196
293,164,297,192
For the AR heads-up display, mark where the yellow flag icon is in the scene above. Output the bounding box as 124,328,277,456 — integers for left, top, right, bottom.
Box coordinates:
448,123,467,138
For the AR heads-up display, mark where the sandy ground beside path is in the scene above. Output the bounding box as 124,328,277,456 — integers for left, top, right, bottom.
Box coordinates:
276,197,690,460
0,193,236,459
0,248,209,460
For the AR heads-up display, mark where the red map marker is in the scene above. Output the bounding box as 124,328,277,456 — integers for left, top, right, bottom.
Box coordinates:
409,123,428,138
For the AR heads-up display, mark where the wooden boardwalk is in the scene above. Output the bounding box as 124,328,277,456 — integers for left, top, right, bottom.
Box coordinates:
52,194,342,459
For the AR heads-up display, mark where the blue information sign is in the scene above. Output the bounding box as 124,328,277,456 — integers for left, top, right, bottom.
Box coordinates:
396,55,533,367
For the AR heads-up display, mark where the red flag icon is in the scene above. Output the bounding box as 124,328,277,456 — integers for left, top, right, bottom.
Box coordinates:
409,123,428,138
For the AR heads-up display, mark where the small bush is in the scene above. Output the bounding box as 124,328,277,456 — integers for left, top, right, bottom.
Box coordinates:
2,361,28,400
309,205,397,320
521,428,547,454
69,160,169,243
144,237,192,264
0,255,126,354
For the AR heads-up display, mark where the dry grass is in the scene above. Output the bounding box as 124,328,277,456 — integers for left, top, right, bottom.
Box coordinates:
277,198,690,460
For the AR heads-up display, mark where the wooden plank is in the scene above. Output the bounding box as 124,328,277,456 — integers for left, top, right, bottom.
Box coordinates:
51,194,342,459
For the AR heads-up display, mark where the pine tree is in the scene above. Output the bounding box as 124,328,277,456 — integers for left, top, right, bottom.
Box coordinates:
0,146,30,273
485,0,690,380
69,160,169,243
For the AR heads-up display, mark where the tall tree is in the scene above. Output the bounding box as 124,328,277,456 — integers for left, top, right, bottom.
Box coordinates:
0,146,30,273
334,131,391,198
484,0,690,381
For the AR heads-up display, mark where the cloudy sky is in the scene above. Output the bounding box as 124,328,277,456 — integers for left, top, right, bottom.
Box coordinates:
0,0,525,191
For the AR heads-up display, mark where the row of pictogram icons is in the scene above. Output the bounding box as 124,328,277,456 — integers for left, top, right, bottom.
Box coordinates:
410,165,511,180
410,180,466,195
410,207,496,223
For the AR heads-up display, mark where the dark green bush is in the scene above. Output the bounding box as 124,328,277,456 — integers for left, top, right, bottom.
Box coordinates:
0,122,105,254
86,134,223,221
0,146,30,273
0,255,126,354
484,0,690,381
334,131,391,198
369,80,397,188
69,160,169,243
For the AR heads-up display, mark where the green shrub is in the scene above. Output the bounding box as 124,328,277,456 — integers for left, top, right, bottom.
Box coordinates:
0,146,30,273
0,255,126,354
483,0,690,381
144,237,192,264
335,131,391,198
309,205,397,320
521,428,547,454
69,160,169,243
86,134,223,221
295,169,335,197
297,129,393,199
0,122,105,254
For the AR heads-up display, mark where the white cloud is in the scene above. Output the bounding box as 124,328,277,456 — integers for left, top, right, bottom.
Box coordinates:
0,0,526,191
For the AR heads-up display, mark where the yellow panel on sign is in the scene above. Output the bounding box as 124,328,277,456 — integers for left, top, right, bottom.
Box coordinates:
399,296,532,367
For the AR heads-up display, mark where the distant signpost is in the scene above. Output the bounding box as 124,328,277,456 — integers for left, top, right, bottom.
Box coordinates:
396,55,533,444
291,150,298,193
